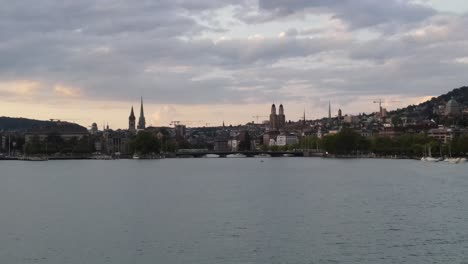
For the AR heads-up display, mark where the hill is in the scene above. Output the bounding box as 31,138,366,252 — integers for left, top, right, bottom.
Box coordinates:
390,86,468,120
0,117,86,132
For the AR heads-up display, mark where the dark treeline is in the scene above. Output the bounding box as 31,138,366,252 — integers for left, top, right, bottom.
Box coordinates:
25,134,94,154
130,131,176,155
299,128,468,157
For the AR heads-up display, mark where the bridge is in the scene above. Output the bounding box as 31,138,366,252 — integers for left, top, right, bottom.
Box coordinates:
175,151,305,158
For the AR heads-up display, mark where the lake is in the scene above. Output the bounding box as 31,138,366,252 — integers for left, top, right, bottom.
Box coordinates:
0,158,467,263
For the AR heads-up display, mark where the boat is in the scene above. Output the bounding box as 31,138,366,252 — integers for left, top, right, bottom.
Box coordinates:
132,154,140,159
226,153,246,158
91,154,114,160
254,154,271,158
421,144,440,162
446,158,460,164
421,157,440,162
19,156,48,161
204,154,220,158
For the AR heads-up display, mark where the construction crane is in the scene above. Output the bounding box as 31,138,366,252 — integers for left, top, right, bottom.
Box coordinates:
252,115,268,124
170,121,181,126
373,99,401,116
169,120,208,127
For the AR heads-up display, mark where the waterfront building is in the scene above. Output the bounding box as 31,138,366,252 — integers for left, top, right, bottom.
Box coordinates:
276,134,299,146
102,129,132,156
428,127,462,144
214,130,229,152
378,127,402,139
137,97,146,130
228,139,239,152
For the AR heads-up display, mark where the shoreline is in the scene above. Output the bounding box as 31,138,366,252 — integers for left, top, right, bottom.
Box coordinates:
1,154,466,162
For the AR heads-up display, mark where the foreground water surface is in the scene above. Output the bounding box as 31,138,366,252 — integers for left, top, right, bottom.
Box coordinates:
0,158,467,264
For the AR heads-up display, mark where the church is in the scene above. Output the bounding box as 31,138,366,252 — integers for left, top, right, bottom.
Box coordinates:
269,103,286,131
128,97,146,132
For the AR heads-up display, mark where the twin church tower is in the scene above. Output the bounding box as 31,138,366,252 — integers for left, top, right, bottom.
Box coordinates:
269,104,286,130
128,97,146,132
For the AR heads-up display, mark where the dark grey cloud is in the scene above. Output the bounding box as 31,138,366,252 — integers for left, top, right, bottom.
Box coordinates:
0,0,467,108
254,0,436,30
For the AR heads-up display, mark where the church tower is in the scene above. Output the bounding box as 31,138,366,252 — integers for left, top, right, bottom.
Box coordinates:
137,97,146,130
278,104,286,129
269,104,278,130
129,106,136,132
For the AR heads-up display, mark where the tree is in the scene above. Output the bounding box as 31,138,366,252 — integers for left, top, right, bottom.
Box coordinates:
132,131,160,154
323,128,365,154
25,136,42,154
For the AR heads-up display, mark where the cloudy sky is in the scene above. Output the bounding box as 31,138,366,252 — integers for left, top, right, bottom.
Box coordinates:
1,0,468,128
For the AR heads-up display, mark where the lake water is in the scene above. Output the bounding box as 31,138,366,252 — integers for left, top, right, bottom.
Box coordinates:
0,158,467,264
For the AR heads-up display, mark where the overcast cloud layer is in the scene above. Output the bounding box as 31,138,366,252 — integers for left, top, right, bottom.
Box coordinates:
1,0,468,126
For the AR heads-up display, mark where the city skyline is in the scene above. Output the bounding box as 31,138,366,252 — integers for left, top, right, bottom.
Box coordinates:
1,0,468,128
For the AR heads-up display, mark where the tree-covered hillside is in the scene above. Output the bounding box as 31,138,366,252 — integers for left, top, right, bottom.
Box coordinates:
0,117,85,132
392,86,467,116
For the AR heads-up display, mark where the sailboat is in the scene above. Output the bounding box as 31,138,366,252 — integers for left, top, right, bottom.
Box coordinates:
421,144,439,162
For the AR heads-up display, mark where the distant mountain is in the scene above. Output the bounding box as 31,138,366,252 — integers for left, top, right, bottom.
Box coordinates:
0,117,86,132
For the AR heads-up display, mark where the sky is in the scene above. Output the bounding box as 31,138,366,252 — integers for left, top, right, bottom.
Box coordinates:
1,0,468,129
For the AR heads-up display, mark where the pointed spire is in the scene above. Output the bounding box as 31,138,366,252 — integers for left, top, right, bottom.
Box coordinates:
328,101,331,119
137,97,146,130
139,97,144,118
129,105,136,132
129,106,135,118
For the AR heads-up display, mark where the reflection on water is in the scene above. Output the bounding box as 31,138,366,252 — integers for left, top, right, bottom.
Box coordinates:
0,158,467,264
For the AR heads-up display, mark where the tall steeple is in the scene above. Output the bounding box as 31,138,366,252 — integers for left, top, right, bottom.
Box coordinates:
303,108,306,125
129,106,136,132
278,104,286,129
328,101,331,119
137,97,146,130
271,104,277,115
270,104,278,130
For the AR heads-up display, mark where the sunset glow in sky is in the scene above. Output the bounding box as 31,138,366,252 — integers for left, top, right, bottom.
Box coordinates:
1,0,468,128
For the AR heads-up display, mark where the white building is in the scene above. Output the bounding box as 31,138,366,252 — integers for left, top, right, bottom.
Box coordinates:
228,139,239,152
428,127,462,144
276,134,299,146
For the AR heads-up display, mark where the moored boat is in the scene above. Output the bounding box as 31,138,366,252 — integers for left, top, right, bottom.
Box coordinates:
204,154,220,158
226,153,246,158
19,156,48,161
